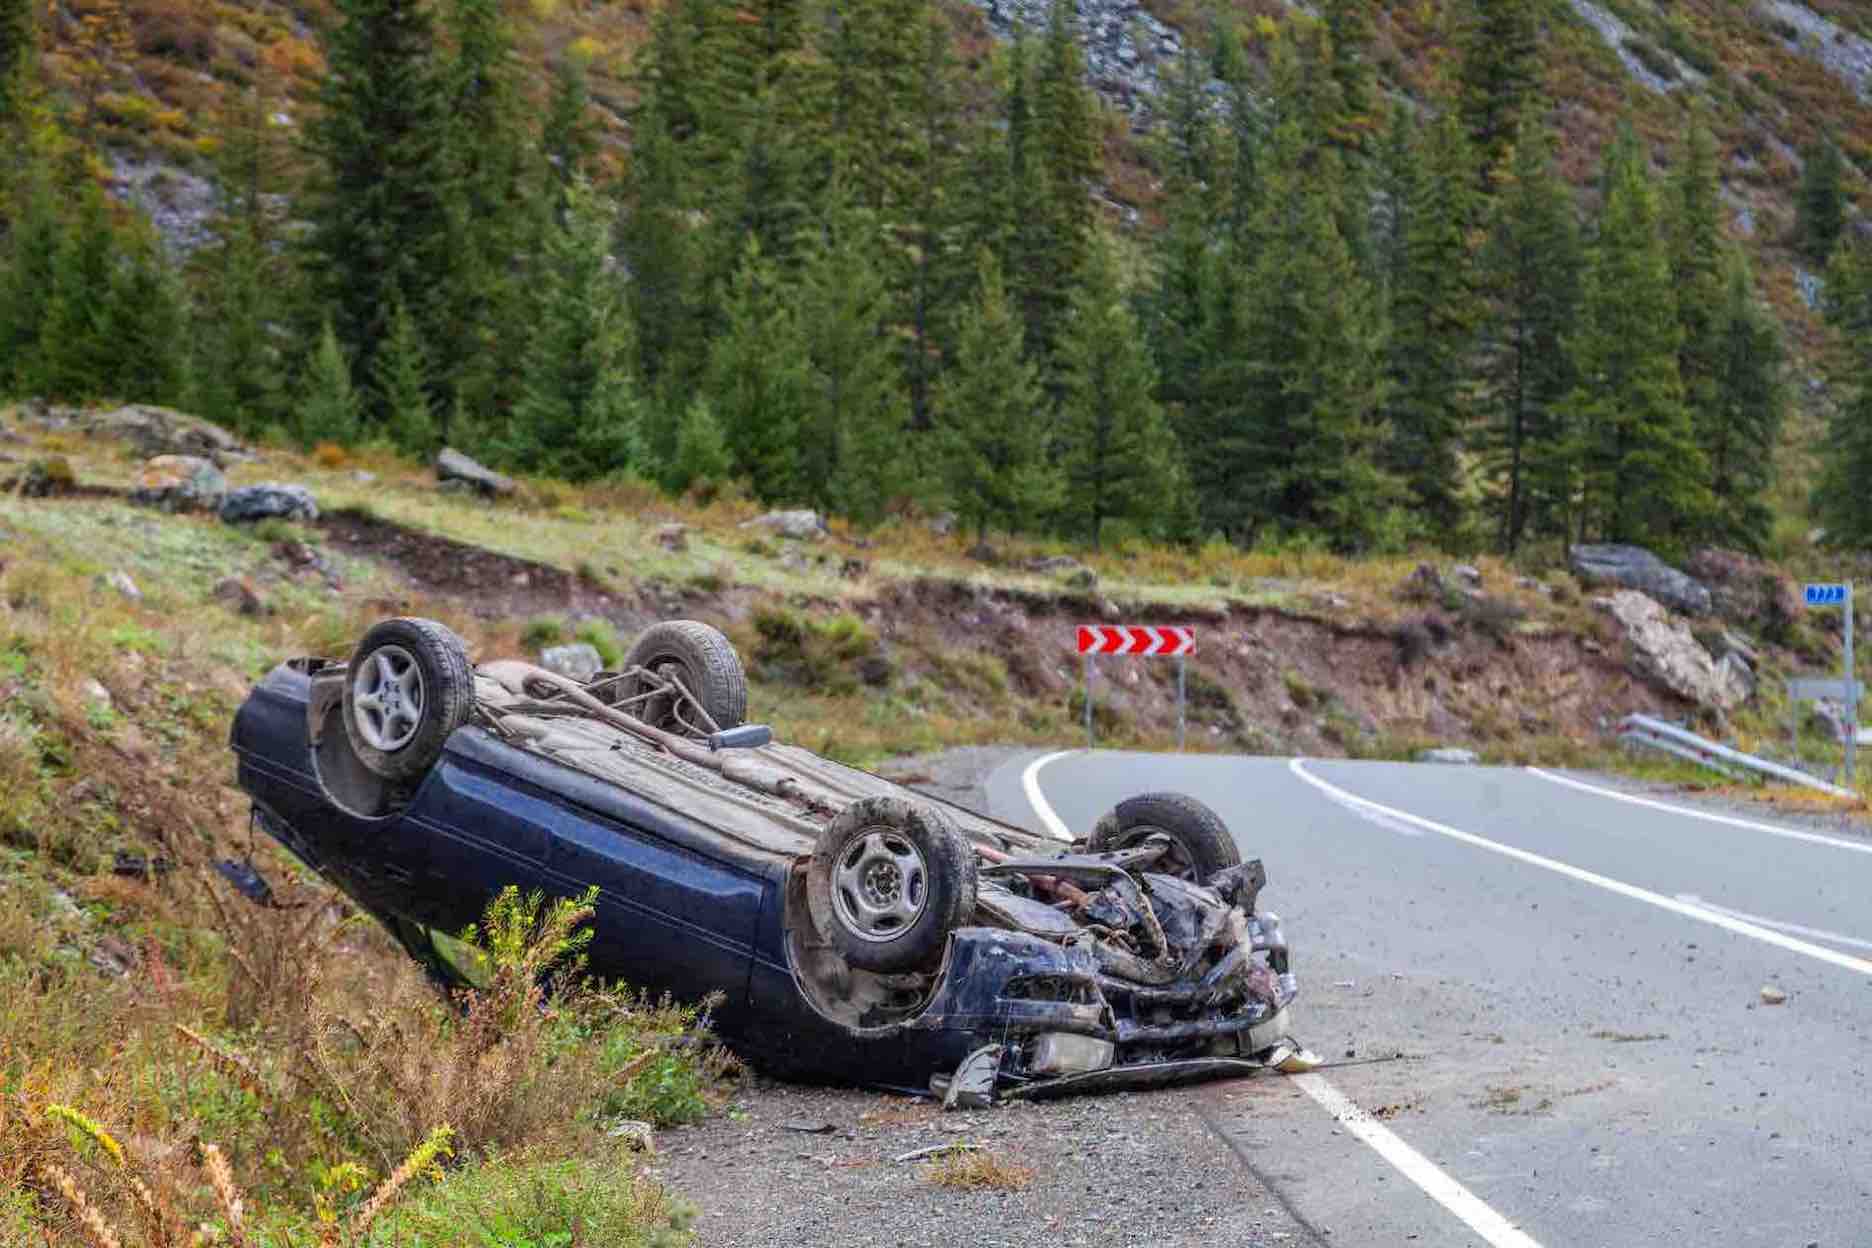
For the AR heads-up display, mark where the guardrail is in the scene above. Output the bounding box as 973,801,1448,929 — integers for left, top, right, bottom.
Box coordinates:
1617,714,1857,799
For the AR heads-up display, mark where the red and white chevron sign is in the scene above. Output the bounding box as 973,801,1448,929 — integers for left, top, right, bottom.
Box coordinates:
1076,625,1195,656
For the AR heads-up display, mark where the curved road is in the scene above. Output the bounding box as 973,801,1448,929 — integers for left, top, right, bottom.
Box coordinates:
981,752,1872,1247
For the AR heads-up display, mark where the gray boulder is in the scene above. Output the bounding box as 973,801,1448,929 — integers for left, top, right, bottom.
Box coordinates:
59,404,250,466
130,455,227,512
740,509,826,541
540,642,604,683
436,447,517,498
1597,590,1750,710
220,482,319,524
1569,544,1711,615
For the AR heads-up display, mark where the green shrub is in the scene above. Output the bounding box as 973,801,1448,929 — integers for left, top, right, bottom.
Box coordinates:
521,616,568,650
362,1153,695,1248
574,619,623,668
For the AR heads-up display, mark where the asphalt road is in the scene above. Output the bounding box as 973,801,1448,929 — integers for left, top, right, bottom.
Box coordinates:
982,752,1872,1247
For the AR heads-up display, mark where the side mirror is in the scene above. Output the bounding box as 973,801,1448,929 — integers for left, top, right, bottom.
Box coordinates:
708,724,773,751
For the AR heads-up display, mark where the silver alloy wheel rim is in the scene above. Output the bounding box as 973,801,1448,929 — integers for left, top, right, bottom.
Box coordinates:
831,826,929,943
352,644,426,752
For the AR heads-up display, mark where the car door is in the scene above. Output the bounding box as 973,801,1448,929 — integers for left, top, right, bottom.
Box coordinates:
543,804,763,1011
391,752,552,934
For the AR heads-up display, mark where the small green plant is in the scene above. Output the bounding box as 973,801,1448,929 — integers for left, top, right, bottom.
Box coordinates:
520,616,568,650
572,620,623,668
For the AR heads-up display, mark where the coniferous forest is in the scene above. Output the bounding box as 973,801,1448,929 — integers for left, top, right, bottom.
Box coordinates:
3,0,1866,559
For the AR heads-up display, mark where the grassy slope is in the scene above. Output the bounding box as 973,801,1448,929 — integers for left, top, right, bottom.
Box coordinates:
9,404,1872,1239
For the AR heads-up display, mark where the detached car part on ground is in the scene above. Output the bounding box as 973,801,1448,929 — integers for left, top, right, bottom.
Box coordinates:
231,616,1312,1102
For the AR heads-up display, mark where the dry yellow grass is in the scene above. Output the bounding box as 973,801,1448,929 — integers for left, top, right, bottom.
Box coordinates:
921,1147,1035,1192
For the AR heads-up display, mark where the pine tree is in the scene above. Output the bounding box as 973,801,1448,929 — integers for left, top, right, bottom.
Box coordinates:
1382,109,1481,541
1455,0,1544,189
1669,122,1726,454
0,165,60,393
297,322,361,446
35,184,118,401
619,120,703,393
542,54,599,201
192,90,289,434
668,397,732,495
1566,123,1708,546
1010,0,1098,378
301,0,455,403
373,299,437,454
1056,237,1177,549
0,0,35,123
936,251,1056,541
1372,103,1423,303
798,201,909,525
1217,122,1391,547
436,0,527,422
1478,122,1582,553
1796,135,1846,267
1813,238,1872,542
1321,0,1378,153
512,179,641,480
105,220,187,405
702,237,812,501
1704,251,1784,551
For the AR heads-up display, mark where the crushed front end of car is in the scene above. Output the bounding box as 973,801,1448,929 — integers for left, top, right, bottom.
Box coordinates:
907,842,1307,1105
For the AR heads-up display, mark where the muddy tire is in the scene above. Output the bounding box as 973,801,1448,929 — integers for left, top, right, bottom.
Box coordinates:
1088,792,1241,883
809,796,977,973
620,620,747,738
342,617,475,782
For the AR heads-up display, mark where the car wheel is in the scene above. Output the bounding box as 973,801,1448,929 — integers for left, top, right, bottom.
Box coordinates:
808,795,977,973
342,617,475,782
620,620,747,737
1088,792,1241,883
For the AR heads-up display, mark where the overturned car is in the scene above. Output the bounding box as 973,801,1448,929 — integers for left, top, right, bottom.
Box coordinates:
230,616,1306,1101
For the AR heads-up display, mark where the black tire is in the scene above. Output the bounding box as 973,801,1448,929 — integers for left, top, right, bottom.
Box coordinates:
807,795,977,973
341,617,475,782
621,620,747,737
1088,792,1241,883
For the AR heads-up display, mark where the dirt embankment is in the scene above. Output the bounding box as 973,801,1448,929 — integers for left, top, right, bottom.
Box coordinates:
317,507,1682,762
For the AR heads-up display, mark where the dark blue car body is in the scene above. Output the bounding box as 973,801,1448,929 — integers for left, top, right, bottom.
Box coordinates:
232,656,1299,1096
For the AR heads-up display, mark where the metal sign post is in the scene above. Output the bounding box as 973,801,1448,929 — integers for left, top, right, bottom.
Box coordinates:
1075,626,1196,750
1802,582,1856,786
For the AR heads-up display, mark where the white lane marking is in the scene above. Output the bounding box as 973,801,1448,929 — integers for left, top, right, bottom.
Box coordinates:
1020,749,1077,841
1292,1073,1545,1248
1020,753,1542,1248
1526,765,1872,858
1674,893,1872,953
1291,759,1872,978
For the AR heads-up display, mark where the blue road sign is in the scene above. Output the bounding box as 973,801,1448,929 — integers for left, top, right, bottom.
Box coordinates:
1805,583,1850,607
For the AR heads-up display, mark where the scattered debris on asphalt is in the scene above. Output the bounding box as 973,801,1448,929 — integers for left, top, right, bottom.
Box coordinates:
1760,984,1788,1005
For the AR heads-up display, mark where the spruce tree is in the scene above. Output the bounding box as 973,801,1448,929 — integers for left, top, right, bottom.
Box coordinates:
668,397,733,495
301,0,455,401
1382,109,1481,542
1478,122,1582,552
0,0,34,123
297,322,361,446
373,299,437,454
1796,136,1846,267
512,179,641,480
542,55,599,201
702,237,812,501
619,119,702,394
936,251,1056,541
105,221,187,406
1373,103,1424,303
0,165,60,394
1321,0,1378,153
36,184,118,402
1455,0,1544,189
1566,123,1708,546
1669,122,1725,454
1011,0,1098,379
797,201,909,525
193,92,289,435
1813,239,1872,542
1057,238,1177,549
1218,122,1391,547
1705,251,1784,551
